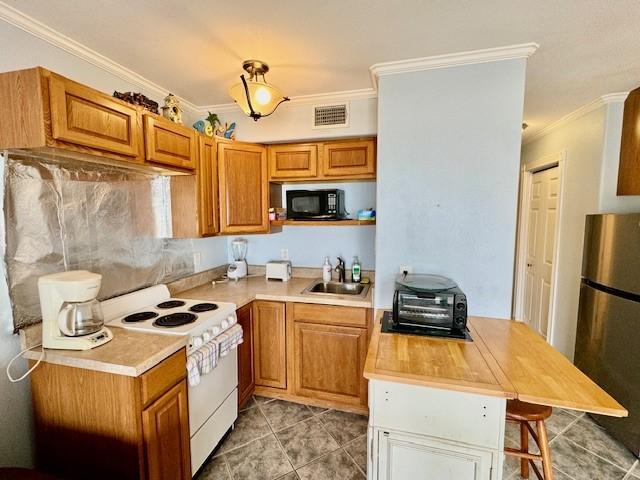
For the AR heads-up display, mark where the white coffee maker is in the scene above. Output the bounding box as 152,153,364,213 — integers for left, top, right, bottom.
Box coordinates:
38,270,113,350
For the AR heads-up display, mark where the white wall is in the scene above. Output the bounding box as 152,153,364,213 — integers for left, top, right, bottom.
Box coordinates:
521,107,607,359
375,59,527,317
599,101,640,213
0,20,227,467
231,181,376,269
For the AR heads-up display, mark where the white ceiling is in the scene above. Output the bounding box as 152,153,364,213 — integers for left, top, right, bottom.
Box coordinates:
4,0,640,138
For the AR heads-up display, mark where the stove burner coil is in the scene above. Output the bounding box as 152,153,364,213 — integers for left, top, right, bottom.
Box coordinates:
123,311,159,323
189,303,219,313
156,300,187,309
153,312,197,328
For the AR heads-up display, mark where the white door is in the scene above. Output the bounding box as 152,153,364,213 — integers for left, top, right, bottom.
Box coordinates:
523,166,560,338
376,430,494,480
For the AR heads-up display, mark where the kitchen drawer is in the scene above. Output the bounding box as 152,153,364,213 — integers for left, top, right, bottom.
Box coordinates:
140,349,186,407
370,380,506,450
292,303,369,328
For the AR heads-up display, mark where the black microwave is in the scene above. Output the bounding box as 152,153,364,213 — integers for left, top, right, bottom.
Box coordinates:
286,189,347,220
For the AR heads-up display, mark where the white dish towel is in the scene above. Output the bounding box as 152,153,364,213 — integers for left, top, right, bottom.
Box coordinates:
217,323,243,357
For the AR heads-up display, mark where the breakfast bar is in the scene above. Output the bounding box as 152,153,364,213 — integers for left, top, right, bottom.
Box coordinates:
364,312,627,480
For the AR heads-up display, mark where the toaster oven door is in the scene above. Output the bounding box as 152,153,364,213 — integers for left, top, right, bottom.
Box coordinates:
396,292,454,328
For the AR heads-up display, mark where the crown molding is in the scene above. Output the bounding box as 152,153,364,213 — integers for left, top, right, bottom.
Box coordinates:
197,87,378,115
523,91,629,145
0,0,200,113
369,43,539,88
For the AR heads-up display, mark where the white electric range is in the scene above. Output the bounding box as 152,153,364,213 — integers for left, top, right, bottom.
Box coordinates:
101,284,238,475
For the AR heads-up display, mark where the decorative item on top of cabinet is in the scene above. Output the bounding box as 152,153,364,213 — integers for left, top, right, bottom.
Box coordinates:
0,67,144,164
237,303,255,407
197,135,219,236
322,138,376,178
253,301,287,389
290,303,370,408
143,113,197,170
217,139,271,234
113,91,159,114
617,87,640,195
268,143,318,180
161,93,183,124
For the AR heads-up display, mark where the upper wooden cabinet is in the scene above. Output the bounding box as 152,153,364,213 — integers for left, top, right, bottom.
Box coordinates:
322,139,376,178
0,67,145,164
268,143,318,179
617,87,640,195
144,114,197,171
218,140,270,234
267,138,376,182
197,135,219,236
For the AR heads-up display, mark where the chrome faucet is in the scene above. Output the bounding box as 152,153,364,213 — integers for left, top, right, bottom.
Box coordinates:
335,257,346,283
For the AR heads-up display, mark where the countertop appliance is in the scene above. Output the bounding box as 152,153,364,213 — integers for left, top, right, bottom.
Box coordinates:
266,260,292,281
228,238,248,280
385,274,469,340
575,213,640,457
286,189,347,220
38,270,113,350
102,285,239,473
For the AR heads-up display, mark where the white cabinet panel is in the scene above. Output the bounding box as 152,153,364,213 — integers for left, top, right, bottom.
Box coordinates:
376,430,494,480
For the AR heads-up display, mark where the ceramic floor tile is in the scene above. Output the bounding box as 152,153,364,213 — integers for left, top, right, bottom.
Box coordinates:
197,455,230,479
240,396,258,412
307,405,330,415
254,394,277,404
509,467,572,480
275,417,340,468
219,406,272,453
563,417,637,470
319,410,369,445
344,434,368,473
560,408,583,418
296,449,365,480
550,436,627,480
225,434,293,480
276,472,299,480
547,409,580,435
261,399,314,431
627,461,640,479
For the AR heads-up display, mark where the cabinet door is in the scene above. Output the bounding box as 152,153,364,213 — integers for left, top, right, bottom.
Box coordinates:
322,139,375,178
198,135,219,236
142,380,191,480
268,143,318,180
218,141,269,233
237,303,255,406
144,115,197,170
48,73,142,158
294,321,368,406
253,301,287,389
376,430,494,480
617,86,640,195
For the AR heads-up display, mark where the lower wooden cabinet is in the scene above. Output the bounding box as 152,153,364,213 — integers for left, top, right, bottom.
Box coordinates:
29,349,190,480
142,380,191,480
237,302,255,406
253,300,287,389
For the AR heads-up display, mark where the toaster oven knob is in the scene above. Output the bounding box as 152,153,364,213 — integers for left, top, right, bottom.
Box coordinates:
456,302,466,311
455,316,465,327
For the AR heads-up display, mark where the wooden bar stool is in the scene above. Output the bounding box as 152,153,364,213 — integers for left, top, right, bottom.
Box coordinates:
505,400,554,480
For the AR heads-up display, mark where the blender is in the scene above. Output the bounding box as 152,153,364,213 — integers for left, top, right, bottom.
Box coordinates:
228,238,248,280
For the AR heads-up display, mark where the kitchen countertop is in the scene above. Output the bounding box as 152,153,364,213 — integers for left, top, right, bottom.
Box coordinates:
364,311,628,417
175,275,374,309
22,275,372,377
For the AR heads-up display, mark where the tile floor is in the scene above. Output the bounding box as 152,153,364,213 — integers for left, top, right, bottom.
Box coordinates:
196,395,639,480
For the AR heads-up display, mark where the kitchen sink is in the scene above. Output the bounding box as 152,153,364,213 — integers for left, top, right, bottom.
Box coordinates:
302,279,371,298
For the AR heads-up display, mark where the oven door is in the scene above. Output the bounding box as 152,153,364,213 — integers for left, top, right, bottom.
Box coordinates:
396,292,454,329
287,191,333,219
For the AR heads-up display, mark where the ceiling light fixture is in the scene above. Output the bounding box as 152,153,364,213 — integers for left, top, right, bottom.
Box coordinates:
228,60,290,121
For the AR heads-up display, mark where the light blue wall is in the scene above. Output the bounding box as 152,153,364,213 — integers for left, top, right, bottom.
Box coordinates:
228,181,376,269
375,59,527,316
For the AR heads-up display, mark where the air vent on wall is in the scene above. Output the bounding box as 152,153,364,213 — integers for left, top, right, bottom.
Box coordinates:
313,103,349,129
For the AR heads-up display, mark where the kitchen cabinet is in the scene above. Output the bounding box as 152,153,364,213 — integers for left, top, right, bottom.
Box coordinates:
322,139,376,178
253,300,287,389
617,86,640,195
197,135,219,236
268,143,318,179
143,114,197,170
142,381,191,480
0,67,145,165
237,302,255,407
218,140,270,234
29,348,190,480
290,303,370,407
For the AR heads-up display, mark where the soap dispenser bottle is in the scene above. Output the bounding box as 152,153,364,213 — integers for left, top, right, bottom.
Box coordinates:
322,256,332,282
351,256,361,283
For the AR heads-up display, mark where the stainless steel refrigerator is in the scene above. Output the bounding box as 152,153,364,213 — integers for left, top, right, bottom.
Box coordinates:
575,213,640,457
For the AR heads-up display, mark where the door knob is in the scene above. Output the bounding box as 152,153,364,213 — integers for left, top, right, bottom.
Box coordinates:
527,263,533,267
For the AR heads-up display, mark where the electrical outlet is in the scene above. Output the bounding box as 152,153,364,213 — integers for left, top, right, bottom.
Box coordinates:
399,265,412,275
193,252,202,269
280,248,289,260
